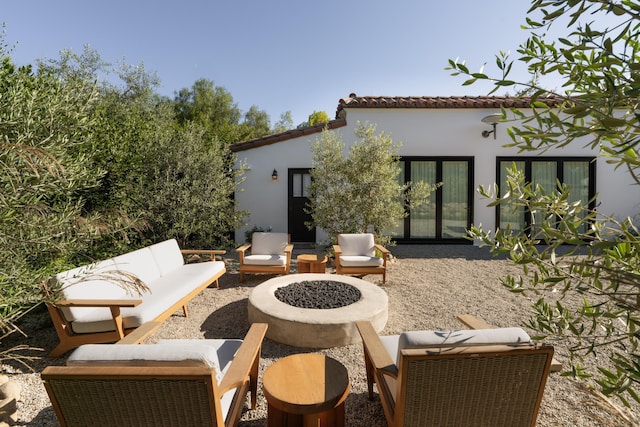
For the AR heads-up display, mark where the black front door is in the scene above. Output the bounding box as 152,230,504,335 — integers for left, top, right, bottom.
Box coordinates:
288,169,316,243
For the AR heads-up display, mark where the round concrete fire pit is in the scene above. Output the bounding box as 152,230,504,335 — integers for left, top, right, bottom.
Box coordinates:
248,273,388,348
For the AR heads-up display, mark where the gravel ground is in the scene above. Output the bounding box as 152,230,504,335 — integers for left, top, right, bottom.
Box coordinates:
4,244,640,426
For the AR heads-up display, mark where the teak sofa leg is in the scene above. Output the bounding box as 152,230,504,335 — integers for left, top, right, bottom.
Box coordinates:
182,305,189,317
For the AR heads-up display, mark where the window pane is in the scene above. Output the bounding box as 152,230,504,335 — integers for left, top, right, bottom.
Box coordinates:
387,161,405,238
499,161,525,233
302,173,312,197
531,161,558,233
564,161,590,232
442,161,468,238
410,161,436,238
293,174,302,197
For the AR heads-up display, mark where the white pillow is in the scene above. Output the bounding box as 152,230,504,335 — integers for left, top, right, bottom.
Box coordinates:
338,233,375,256
252,232,288,254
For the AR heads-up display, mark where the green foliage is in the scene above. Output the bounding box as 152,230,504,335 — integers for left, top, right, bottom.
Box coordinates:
448,0,640,404
308,122,434,246
308,110,330,126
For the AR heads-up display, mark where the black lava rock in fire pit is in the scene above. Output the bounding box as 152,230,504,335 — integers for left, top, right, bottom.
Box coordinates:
274,280,362,309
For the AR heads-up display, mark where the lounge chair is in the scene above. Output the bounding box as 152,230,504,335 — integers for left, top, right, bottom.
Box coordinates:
334,233,390,283
41,323,268,427
235,232,293,282
356,321,554,427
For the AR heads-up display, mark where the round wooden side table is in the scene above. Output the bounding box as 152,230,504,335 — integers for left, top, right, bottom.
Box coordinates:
262,353,350,427
297,254,328,273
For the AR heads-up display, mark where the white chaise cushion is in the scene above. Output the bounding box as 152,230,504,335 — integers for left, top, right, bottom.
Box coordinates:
338,233,376,256
386,328,531,366
251,232,289,255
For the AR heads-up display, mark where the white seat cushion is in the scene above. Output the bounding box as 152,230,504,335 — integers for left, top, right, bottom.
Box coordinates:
339,255,383,267
338,233,376,256
251,232,289,255
243,254,287,266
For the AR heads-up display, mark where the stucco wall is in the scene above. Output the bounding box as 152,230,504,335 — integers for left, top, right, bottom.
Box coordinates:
233,107,640,244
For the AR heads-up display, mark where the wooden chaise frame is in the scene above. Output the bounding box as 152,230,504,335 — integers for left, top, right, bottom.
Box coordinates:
44,249,226,358
42,323,268,427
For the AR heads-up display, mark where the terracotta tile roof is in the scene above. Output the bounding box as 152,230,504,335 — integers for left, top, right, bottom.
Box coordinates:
230,95,563,152
335,94,563,118
230,119,346,152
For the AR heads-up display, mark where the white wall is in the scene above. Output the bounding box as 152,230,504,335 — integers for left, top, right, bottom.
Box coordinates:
234,107,640,244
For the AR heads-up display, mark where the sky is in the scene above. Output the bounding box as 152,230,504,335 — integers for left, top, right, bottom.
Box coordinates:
3,1,539,126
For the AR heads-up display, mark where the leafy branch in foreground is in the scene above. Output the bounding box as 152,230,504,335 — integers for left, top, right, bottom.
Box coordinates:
469,166,640,405
447,0,640,405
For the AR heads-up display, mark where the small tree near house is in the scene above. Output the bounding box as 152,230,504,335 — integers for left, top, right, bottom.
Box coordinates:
307,122,434,247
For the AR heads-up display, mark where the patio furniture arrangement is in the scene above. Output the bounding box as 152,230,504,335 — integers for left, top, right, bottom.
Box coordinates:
296,253,328,273
333,233,390,283
356,320,554,427
262,353,350,427
41,323,268,427
236,232,293,282
44,239,226,357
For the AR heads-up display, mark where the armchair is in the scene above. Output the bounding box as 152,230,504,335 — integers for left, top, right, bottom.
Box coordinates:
235,232,293,283
334,233,390,283
356,321,554,427
42,323,268,427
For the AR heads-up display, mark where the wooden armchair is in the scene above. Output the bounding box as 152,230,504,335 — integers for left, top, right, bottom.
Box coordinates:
235,232,293,282
356,321,554,427
42,323,268,427
334,233,390,283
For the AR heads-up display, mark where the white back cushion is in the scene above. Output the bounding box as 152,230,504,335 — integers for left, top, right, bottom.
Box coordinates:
56,259,128,322
252,232,288,255
112,247,160,284
149,239,184,276
397,327,531,365
338,233,375,256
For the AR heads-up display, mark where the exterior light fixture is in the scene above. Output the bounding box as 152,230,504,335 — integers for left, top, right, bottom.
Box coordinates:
271,169,278,180
481,114,502,139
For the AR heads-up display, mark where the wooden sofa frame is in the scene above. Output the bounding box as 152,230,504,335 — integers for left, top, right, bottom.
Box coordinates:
44,249,226,358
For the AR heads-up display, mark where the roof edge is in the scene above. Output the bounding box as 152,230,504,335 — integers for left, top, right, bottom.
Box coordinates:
230,118,347,153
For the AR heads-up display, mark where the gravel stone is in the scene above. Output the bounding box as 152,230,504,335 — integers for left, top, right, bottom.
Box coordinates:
274,280,362,309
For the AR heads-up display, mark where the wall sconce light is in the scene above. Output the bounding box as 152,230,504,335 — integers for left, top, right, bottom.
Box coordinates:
481,114,502,139
271,169,278,180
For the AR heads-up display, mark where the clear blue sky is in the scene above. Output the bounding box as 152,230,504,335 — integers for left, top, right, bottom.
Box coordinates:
3,1,537,126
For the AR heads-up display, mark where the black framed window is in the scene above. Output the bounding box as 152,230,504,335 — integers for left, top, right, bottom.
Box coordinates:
392,157,474,243
496,157,596,234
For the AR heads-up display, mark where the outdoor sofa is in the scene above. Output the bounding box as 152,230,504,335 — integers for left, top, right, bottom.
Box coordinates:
44,238,226,357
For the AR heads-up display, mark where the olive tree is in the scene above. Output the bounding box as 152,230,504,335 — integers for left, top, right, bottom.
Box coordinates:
447,0,640,404
308,122,433,247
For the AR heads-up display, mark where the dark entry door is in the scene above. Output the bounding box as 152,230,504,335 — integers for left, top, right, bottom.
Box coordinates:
288,169,316,243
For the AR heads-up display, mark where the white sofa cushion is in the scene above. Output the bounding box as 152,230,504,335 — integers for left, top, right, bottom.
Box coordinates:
69,261,225,334
338,233,376,256
112,247,160,284
149,239,185,276
384,328,532,366
339,255,383,267
251,232,288,255
243,254,287,266
56,259,129,322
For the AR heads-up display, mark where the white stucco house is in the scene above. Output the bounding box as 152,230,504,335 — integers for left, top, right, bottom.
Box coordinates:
230,95,640,245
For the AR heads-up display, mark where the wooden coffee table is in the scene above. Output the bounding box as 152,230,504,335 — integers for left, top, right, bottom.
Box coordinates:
263,353,350,427
297,254,328,273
